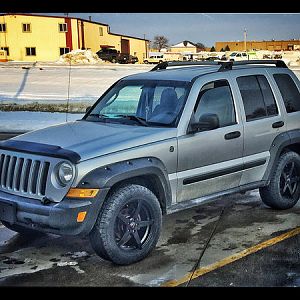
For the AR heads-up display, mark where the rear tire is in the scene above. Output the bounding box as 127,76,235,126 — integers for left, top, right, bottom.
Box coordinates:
259,151,300,209
89,184,162,265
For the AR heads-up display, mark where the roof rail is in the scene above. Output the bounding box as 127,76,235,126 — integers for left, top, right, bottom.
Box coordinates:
150,59,288,72
150,61,220,71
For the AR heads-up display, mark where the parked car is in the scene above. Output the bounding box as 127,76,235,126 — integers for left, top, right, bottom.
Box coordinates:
143,54,165,64
96,48,138,64
1,60,300,265
229,51,249,61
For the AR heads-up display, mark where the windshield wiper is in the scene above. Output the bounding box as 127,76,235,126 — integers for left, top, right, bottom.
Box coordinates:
87,113,110,118
115,114,149,127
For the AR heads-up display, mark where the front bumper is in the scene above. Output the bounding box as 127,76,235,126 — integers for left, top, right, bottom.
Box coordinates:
0,188,110,236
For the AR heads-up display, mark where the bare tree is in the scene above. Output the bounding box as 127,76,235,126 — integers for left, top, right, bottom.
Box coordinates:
152,35,169,51
195,42,206,51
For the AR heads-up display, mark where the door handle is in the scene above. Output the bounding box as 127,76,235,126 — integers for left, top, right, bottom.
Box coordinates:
224,131,241,140
272,121,284,128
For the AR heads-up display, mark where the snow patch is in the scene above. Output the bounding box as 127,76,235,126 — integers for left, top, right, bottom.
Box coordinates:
57,49,103,65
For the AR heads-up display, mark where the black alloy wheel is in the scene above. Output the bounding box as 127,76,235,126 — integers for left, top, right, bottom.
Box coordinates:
279,161,300,201
115,199,154,250
89,184,162,265
260,151,300,209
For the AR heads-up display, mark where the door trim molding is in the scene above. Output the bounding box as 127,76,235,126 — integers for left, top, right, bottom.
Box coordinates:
183,158,267,185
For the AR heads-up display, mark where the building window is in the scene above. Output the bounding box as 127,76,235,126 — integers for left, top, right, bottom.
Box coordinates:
22,23,31,32
0,23,6,32
25,47,36,56
99,27,103,36
59,47,70,55
59,23,68,32
0,47,9,56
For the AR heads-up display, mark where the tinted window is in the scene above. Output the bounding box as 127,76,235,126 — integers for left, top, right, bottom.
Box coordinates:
237,75,278,121
194,80,236,128
273,74,300,113
257,75,278,116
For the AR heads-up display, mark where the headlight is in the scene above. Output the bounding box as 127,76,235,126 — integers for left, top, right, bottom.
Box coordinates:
56,162,74,186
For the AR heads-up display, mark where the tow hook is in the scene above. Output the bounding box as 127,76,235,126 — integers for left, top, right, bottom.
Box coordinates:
41,197,51,205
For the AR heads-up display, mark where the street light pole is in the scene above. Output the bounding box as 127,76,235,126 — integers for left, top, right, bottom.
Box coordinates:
244,28,247,51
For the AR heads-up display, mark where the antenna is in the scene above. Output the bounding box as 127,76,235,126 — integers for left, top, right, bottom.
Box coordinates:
66,59,71,123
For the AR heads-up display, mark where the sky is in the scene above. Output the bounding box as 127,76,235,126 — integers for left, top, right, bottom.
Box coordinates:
44,13,300,47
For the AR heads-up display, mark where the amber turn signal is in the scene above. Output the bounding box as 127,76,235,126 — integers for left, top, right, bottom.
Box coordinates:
77,211,87,222
67,188,99,198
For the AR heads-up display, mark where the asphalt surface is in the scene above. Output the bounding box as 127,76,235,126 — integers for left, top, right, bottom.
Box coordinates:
0,190,300,287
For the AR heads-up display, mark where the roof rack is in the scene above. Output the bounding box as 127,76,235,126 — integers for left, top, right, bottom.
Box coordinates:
150,59,288,72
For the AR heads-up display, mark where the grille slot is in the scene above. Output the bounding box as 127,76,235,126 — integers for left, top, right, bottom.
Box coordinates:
0,152,50,197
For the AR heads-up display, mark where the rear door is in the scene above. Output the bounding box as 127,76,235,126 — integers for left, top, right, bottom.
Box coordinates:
230,68,286,185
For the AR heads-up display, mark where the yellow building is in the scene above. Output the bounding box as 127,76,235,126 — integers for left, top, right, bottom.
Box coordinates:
0,13,149,63
215,40,300,52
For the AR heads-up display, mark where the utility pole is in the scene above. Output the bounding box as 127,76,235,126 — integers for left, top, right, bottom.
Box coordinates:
144,33,148,59
244,28,247,51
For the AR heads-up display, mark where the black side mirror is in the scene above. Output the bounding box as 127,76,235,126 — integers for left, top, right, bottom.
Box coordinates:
85,106,92,113
189,113,219,133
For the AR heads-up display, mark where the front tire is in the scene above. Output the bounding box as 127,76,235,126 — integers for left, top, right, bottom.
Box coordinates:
89,184,162,265
259,151,300,209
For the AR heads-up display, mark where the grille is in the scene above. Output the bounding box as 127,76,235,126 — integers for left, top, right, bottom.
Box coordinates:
0,152,50,197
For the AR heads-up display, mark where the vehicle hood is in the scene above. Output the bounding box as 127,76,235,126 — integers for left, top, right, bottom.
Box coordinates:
12,121,177,162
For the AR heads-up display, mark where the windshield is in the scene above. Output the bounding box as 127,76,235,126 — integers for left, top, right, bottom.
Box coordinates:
230,52,237,57
84,79,190,127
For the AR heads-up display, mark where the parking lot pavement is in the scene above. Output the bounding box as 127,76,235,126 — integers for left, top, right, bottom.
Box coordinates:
0,190,300,287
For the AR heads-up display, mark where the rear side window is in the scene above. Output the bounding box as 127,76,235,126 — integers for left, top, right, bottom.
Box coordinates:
273,74,300,113
237,75,278,121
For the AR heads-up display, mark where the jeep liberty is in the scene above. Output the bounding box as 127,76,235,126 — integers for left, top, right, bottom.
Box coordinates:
0,60,299,265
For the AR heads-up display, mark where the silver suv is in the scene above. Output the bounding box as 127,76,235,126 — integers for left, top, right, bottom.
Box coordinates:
0,60,300,265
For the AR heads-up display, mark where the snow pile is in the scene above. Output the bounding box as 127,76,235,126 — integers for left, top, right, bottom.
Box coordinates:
57,49,103,64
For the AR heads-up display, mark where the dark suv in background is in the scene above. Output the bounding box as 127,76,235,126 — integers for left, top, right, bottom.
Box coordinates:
96,48,138,64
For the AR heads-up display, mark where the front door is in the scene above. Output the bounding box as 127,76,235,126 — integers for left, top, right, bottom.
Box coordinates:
177,74,244,202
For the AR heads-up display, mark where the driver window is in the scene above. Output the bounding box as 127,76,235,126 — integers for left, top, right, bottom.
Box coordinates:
194,80,236,128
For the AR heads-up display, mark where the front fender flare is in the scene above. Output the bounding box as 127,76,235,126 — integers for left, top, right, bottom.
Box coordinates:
76,157,172,213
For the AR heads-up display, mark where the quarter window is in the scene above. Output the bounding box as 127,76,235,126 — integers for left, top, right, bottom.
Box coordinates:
194,80,236,128
22,23,31,32
0,23,6,32
99,27,103,36
237,75,278,121
273,73,300,113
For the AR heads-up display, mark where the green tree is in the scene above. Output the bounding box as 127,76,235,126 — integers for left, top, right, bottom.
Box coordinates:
220,48,224,52
210,46,216,52
225,45,230,51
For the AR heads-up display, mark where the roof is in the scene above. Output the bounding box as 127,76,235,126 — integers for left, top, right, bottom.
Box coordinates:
171,41,197,48
122,65,221,82
0,13,149,42
0,13,109,26
121,60,289,82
